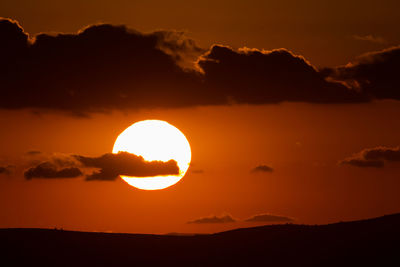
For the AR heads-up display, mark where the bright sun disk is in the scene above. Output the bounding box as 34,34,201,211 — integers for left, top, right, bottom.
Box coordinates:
112,120,191,190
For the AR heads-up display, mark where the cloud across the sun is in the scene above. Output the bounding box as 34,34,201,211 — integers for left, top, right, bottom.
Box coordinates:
1,18,400,115
75,152,179,181
23,152,179,180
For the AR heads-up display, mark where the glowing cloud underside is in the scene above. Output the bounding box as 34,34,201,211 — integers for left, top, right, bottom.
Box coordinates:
112,120,191,190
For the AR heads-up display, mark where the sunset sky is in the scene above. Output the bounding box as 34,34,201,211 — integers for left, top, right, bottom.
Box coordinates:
0,0,399,234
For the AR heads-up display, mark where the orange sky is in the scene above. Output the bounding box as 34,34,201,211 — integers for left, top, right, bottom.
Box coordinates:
1,102,400,234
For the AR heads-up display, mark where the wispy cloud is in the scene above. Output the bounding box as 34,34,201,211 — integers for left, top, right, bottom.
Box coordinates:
353,34,386,44
187,214,236,224
245,214,294,223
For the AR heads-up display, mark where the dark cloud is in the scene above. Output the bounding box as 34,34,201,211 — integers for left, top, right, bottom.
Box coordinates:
0,18,28,64
245,214,294,223
197,45,367,104
340,146,400,168
152,30,205,70
251,165,274,173
325,46,400,100
0,18,206,113
24,162,82,179
75,152,179,181
187,214,236,224
0,18,384,115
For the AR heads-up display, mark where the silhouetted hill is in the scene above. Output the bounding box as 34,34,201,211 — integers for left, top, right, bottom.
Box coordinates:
1,214,400,266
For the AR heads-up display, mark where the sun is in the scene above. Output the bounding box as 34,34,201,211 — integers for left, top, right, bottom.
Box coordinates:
112,120,191,190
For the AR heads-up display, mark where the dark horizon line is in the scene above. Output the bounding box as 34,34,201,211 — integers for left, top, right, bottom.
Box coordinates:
1,212,399,236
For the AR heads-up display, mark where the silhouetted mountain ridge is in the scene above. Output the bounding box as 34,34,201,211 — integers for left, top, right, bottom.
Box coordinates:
1,213,399,266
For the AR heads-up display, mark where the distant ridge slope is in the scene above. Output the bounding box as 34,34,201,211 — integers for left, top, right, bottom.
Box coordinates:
1,213,400,266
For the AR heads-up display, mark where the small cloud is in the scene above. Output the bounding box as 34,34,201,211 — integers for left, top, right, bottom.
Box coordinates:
245,214,294,223
251,165,274,173
340,158,384,168
340,146,400,168
26,150,42,156
353,34,386,44
0,165,14,175
187,214,236,224
0,167,7,174
191,169,204,174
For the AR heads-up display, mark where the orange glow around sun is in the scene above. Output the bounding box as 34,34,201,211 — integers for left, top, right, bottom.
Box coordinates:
112,120,191,190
